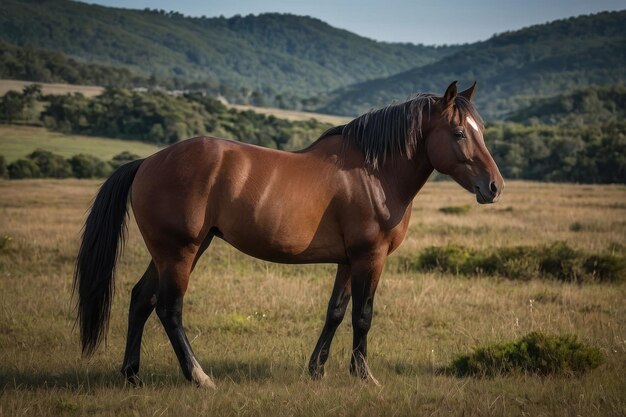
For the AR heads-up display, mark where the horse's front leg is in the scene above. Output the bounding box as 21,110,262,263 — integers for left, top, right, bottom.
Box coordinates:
308,264,351,379
349,254,385,384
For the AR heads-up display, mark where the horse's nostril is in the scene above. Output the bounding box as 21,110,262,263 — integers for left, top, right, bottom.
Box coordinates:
489,181,498,194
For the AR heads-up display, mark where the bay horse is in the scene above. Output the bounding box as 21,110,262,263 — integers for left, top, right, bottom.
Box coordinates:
74,81,504,388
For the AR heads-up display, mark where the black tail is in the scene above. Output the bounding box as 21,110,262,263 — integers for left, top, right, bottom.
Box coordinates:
73,159,144,356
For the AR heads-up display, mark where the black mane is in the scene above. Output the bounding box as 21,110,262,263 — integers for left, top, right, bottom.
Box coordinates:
320,94,483,169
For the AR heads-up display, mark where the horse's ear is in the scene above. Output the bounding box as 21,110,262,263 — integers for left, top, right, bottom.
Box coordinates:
459,81,477,101
442,81,457,108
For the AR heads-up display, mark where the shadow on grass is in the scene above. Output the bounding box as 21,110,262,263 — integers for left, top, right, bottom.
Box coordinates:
203,358,273,383
384,360,439,377
0,359,274,390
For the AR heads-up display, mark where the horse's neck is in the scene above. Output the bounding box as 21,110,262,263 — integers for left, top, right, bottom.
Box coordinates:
380,146,434,206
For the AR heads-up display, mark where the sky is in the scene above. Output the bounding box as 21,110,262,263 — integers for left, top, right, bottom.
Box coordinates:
80,0,625,45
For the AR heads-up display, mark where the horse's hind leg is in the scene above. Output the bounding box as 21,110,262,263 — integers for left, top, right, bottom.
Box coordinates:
121,261,159,385
155,252,215,389
308,264,351,379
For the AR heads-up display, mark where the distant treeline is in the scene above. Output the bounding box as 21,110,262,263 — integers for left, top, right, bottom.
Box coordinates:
486,121,625,183
1,84,624,183
0,150,137,179
0,40,146,88
0,40,291,106
0,85,332,150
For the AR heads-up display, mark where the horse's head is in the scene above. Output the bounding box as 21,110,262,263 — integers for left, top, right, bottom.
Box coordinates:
425,82,504,204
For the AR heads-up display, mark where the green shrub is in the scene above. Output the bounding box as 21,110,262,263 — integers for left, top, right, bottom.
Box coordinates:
27,149,72,178
410,242,624,282
8,158,41,179
419,244,472,273
449,332,603,377
439,205,472,214
0,155,7,178
69,154,111,179
110,151,141,169
539,242,580,281
569,222,584,232
583,254,626,282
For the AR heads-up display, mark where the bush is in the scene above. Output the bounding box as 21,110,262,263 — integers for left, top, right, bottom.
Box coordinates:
69,154,111,179
439,205,472,214
419,244,472,274
27,149,72,178
583,254,626,282
539,242,580,281
0,155,7,178
110,151,141,170
8,159,41,179
569,222,584,232
406,242,624,282
448,332,603,377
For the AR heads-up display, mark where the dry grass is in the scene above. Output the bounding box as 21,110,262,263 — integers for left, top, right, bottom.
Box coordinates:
0,125,161,162
0,179,624,416
0,79,104,98
230,104,351,125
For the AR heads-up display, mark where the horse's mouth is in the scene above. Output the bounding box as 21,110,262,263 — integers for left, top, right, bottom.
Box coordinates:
475,186,497,204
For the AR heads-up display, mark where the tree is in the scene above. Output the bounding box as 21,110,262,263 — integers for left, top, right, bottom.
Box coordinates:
0,155,7,178
28,149,72,178
110,151,141,169
0,91,25,123
69,154,111,178
8,159,41,179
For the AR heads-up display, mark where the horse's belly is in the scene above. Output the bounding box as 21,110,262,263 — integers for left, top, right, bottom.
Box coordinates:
217,215,346,264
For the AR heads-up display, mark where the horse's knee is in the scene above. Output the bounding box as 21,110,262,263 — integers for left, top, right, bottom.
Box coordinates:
155,302,183,327
353,316,371,334
328,305,347,326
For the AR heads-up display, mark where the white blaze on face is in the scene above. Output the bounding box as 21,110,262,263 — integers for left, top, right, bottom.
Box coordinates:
466,115,479,132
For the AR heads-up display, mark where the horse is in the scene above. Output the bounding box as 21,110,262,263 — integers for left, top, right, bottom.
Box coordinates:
73,81,504,388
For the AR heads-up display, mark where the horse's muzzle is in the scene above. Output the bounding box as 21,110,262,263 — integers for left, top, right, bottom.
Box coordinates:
474,179,503,204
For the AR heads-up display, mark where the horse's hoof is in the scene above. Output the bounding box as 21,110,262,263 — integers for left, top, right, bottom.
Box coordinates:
125,374,144,387
308,364,325,380
192,368,217,390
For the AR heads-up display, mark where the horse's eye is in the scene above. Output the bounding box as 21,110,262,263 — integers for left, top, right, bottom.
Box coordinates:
454,130,465,138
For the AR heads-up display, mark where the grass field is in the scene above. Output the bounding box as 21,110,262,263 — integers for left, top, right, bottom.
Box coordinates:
0,80,104,98
0,125,161,162
230,104,351,125
0,179,624,416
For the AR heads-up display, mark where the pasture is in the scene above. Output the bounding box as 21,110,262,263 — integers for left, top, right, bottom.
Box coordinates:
0,179,624,416
0,125,161,162
229,104,351,125
0,80,104,98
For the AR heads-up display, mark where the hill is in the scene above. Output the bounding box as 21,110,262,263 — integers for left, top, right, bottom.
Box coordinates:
0,39,146,88
316,11,626,119
506,84,626,124
0,0,456,101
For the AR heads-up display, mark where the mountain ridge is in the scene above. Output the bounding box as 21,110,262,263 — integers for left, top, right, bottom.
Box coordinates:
0,0,456,99
314,10,626,119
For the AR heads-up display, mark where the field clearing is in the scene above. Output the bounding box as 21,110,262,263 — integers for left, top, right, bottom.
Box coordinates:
0,79,104,98
0,125,161,162
0,179,625,416
230,104,351,125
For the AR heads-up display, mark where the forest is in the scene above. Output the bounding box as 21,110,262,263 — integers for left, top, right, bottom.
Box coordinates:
0,0,453,102
1,84,624,183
